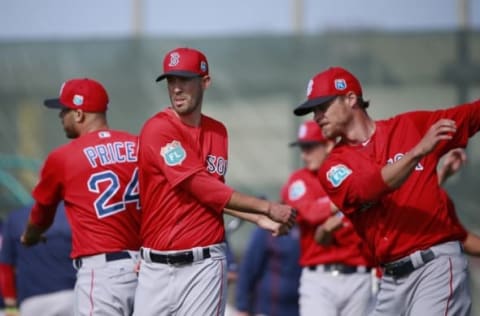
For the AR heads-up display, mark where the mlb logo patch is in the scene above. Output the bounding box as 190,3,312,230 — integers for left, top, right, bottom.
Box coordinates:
200,61,207,72
98,131,111,138
334,79,347,91
73,94,84,106
160,140,186,166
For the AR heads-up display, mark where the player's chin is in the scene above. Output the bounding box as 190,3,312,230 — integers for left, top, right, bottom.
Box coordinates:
321,128,336,140
64,129,78,139
306,162,319,171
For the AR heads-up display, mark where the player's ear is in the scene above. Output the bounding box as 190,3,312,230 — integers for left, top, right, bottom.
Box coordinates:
73,109,85,123
345,92,358,109
201,75,211,90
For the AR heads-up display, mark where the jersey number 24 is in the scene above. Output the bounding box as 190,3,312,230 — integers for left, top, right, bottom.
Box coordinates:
87,168,140,218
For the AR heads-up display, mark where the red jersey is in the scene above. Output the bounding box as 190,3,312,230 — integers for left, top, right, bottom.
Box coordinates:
138,108,233,250
32,130,141,258
319,101,480,263
281,168,374,267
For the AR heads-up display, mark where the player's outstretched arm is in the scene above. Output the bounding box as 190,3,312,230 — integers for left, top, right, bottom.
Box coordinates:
224,209,291,236
226,191,296,227
382,119,457,189
314,215,343,245
20,202,57,246
180,171,296,225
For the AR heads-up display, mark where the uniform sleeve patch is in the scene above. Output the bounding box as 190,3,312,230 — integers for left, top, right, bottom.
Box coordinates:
160,140,186,166
288,180,306,201
326,164,352,188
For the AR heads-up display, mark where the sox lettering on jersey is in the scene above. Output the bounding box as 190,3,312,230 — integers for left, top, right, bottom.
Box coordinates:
387,153,424,171
206,154,227,176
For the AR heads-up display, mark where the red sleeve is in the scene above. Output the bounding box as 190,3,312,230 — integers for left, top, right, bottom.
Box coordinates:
405,100,480,157
179,170,234,214
295,197,333,225
32,150,64,206
280,171,333,225
139,119,206,188
0,264,17,300
29,202,57,229
319,155,390,215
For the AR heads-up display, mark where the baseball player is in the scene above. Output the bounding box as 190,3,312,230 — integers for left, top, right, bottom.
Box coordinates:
293,66,479,315
234,225,301,316
21,78,141,316
134,47,296,316
0,203,75,316
437,148,480,257
281,120,375,316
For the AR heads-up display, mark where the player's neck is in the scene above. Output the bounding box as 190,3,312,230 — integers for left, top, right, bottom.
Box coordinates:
79,120,109,136
180,113,201,127
344,115,375,146
172,106,203,127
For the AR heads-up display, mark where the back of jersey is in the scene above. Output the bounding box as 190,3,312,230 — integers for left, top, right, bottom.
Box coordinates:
33,129,141,258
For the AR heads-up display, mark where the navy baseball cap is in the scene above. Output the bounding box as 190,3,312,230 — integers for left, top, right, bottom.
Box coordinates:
44,78,109,113
293,67,362,116
156,47,209,82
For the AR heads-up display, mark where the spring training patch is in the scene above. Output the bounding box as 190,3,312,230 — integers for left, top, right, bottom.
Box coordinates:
160,140,186,166
289,179,306,201
326,164,352,187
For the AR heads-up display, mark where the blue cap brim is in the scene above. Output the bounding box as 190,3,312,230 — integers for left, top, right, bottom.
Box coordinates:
43,98,67,109
293,96,336,116
156,71,201,82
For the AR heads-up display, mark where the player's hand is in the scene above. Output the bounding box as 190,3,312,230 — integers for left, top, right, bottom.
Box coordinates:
323,214,344,232
267,202,297,227
438,148,466,185
412,119,457,157
20,231,46,246
256,216,291,236
314,215,343,245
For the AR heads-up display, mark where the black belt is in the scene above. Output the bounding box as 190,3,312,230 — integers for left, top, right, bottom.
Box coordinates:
383,249,435,278
308,263,371,274
74,251,131,269
142,248,210,265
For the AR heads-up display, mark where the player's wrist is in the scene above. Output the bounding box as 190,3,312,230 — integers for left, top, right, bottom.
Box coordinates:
408,146,426,161
261,200,272,217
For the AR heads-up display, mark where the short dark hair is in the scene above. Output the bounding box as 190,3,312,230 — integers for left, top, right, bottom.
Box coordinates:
358,96,369,109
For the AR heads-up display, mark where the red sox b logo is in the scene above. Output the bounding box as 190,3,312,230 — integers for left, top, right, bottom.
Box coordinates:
169,52,180,67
